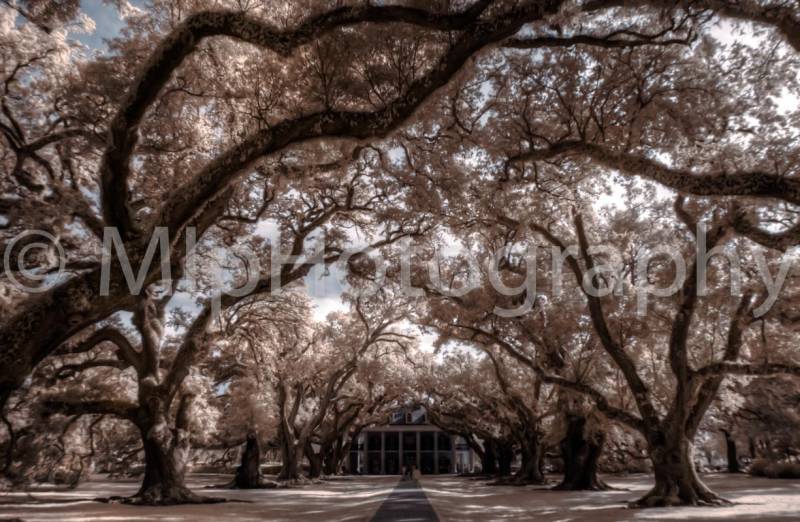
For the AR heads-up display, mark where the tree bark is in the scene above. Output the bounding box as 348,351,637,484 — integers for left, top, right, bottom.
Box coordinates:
322,442,338,476
306,441,322,479
307,453,322,479
497,440,514,476
133,431,201,504
1,409,16,476
481,439,498,475
276,379,304,481
277,431,303,481
231,432,272,488
126,393,220,505
554,415,610,490
340,437,355,474
632,434,726,507
322,437,347,476
514,435,546,484
721,430,740,473
334,436,349,475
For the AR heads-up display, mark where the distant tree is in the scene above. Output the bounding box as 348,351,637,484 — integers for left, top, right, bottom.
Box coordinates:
737,376,800,461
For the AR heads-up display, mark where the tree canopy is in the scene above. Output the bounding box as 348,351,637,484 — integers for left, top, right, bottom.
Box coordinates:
1,0,800,509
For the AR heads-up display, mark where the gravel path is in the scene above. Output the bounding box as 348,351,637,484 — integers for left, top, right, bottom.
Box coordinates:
370,479,440,522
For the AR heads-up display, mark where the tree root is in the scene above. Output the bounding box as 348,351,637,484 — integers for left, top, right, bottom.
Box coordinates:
99,487,226,506
275,476,317,487
628,487,732,508
489,476,549,486
210,478,280,489
551,478,613,491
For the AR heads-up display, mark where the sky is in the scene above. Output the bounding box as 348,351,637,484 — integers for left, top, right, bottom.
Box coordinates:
73,0,132,51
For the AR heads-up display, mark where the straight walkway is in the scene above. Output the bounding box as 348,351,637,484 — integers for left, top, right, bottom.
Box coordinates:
370,479,440,522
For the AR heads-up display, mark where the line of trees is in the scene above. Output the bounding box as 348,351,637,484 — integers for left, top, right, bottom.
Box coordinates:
2,0,800,509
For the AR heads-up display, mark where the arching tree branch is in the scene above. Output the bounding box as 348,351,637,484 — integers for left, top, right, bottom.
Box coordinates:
41,398,139,420
694,362,800,376
510,140,800,206
99,0,497,238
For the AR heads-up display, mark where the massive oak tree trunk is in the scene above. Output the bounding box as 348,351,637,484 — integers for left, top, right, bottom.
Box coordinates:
307,454,322,478
135,429,200,504
322,442,338,476
460,434,484,474
306,441,322,479
633,434,725,507
275,378,315,482
277,431,304,481
1,410,16,476
128,393,220,505
231,432,272,488
554,415,609,490
481,439,498,475
340,437,355,474
721,430,740,473
497,440,514,476
322,437,348,476
514,435,546,484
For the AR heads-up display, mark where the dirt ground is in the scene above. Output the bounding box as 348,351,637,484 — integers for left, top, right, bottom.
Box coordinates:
421,473,800,521
0,473,798,521
0,474,397,521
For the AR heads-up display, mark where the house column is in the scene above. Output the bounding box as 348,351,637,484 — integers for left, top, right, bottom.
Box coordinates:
469,443,474,473
363,432,368,474
416,431,421,470
399,431,403,472
380,432,385,474
451,435,456,473
434,431,439,474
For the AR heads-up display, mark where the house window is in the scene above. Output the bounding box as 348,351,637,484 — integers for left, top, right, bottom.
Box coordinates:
367,432,382,474
367,432,382,451
420,432,435,451
420,432,435,474
385,432,400,474
402,431,417,451
402,431,417,471
385,432,400,451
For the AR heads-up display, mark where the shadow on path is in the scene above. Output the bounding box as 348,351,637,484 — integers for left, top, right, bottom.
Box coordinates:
370,479,439,522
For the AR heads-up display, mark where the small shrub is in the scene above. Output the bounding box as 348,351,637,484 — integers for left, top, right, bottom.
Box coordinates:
748,458,771,477
771,462,800,479
748,459,800,479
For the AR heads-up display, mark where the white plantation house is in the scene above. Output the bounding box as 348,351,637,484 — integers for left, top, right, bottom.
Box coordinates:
348,407,476,475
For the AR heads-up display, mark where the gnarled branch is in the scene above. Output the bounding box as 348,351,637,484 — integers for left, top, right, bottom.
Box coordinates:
509,140,800,205
99,1,497,238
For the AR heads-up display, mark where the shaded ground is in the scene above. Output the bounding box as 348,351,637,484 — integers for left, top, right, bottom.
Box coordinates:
421,473,800,521
0,474,397,522
0,473,798,521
